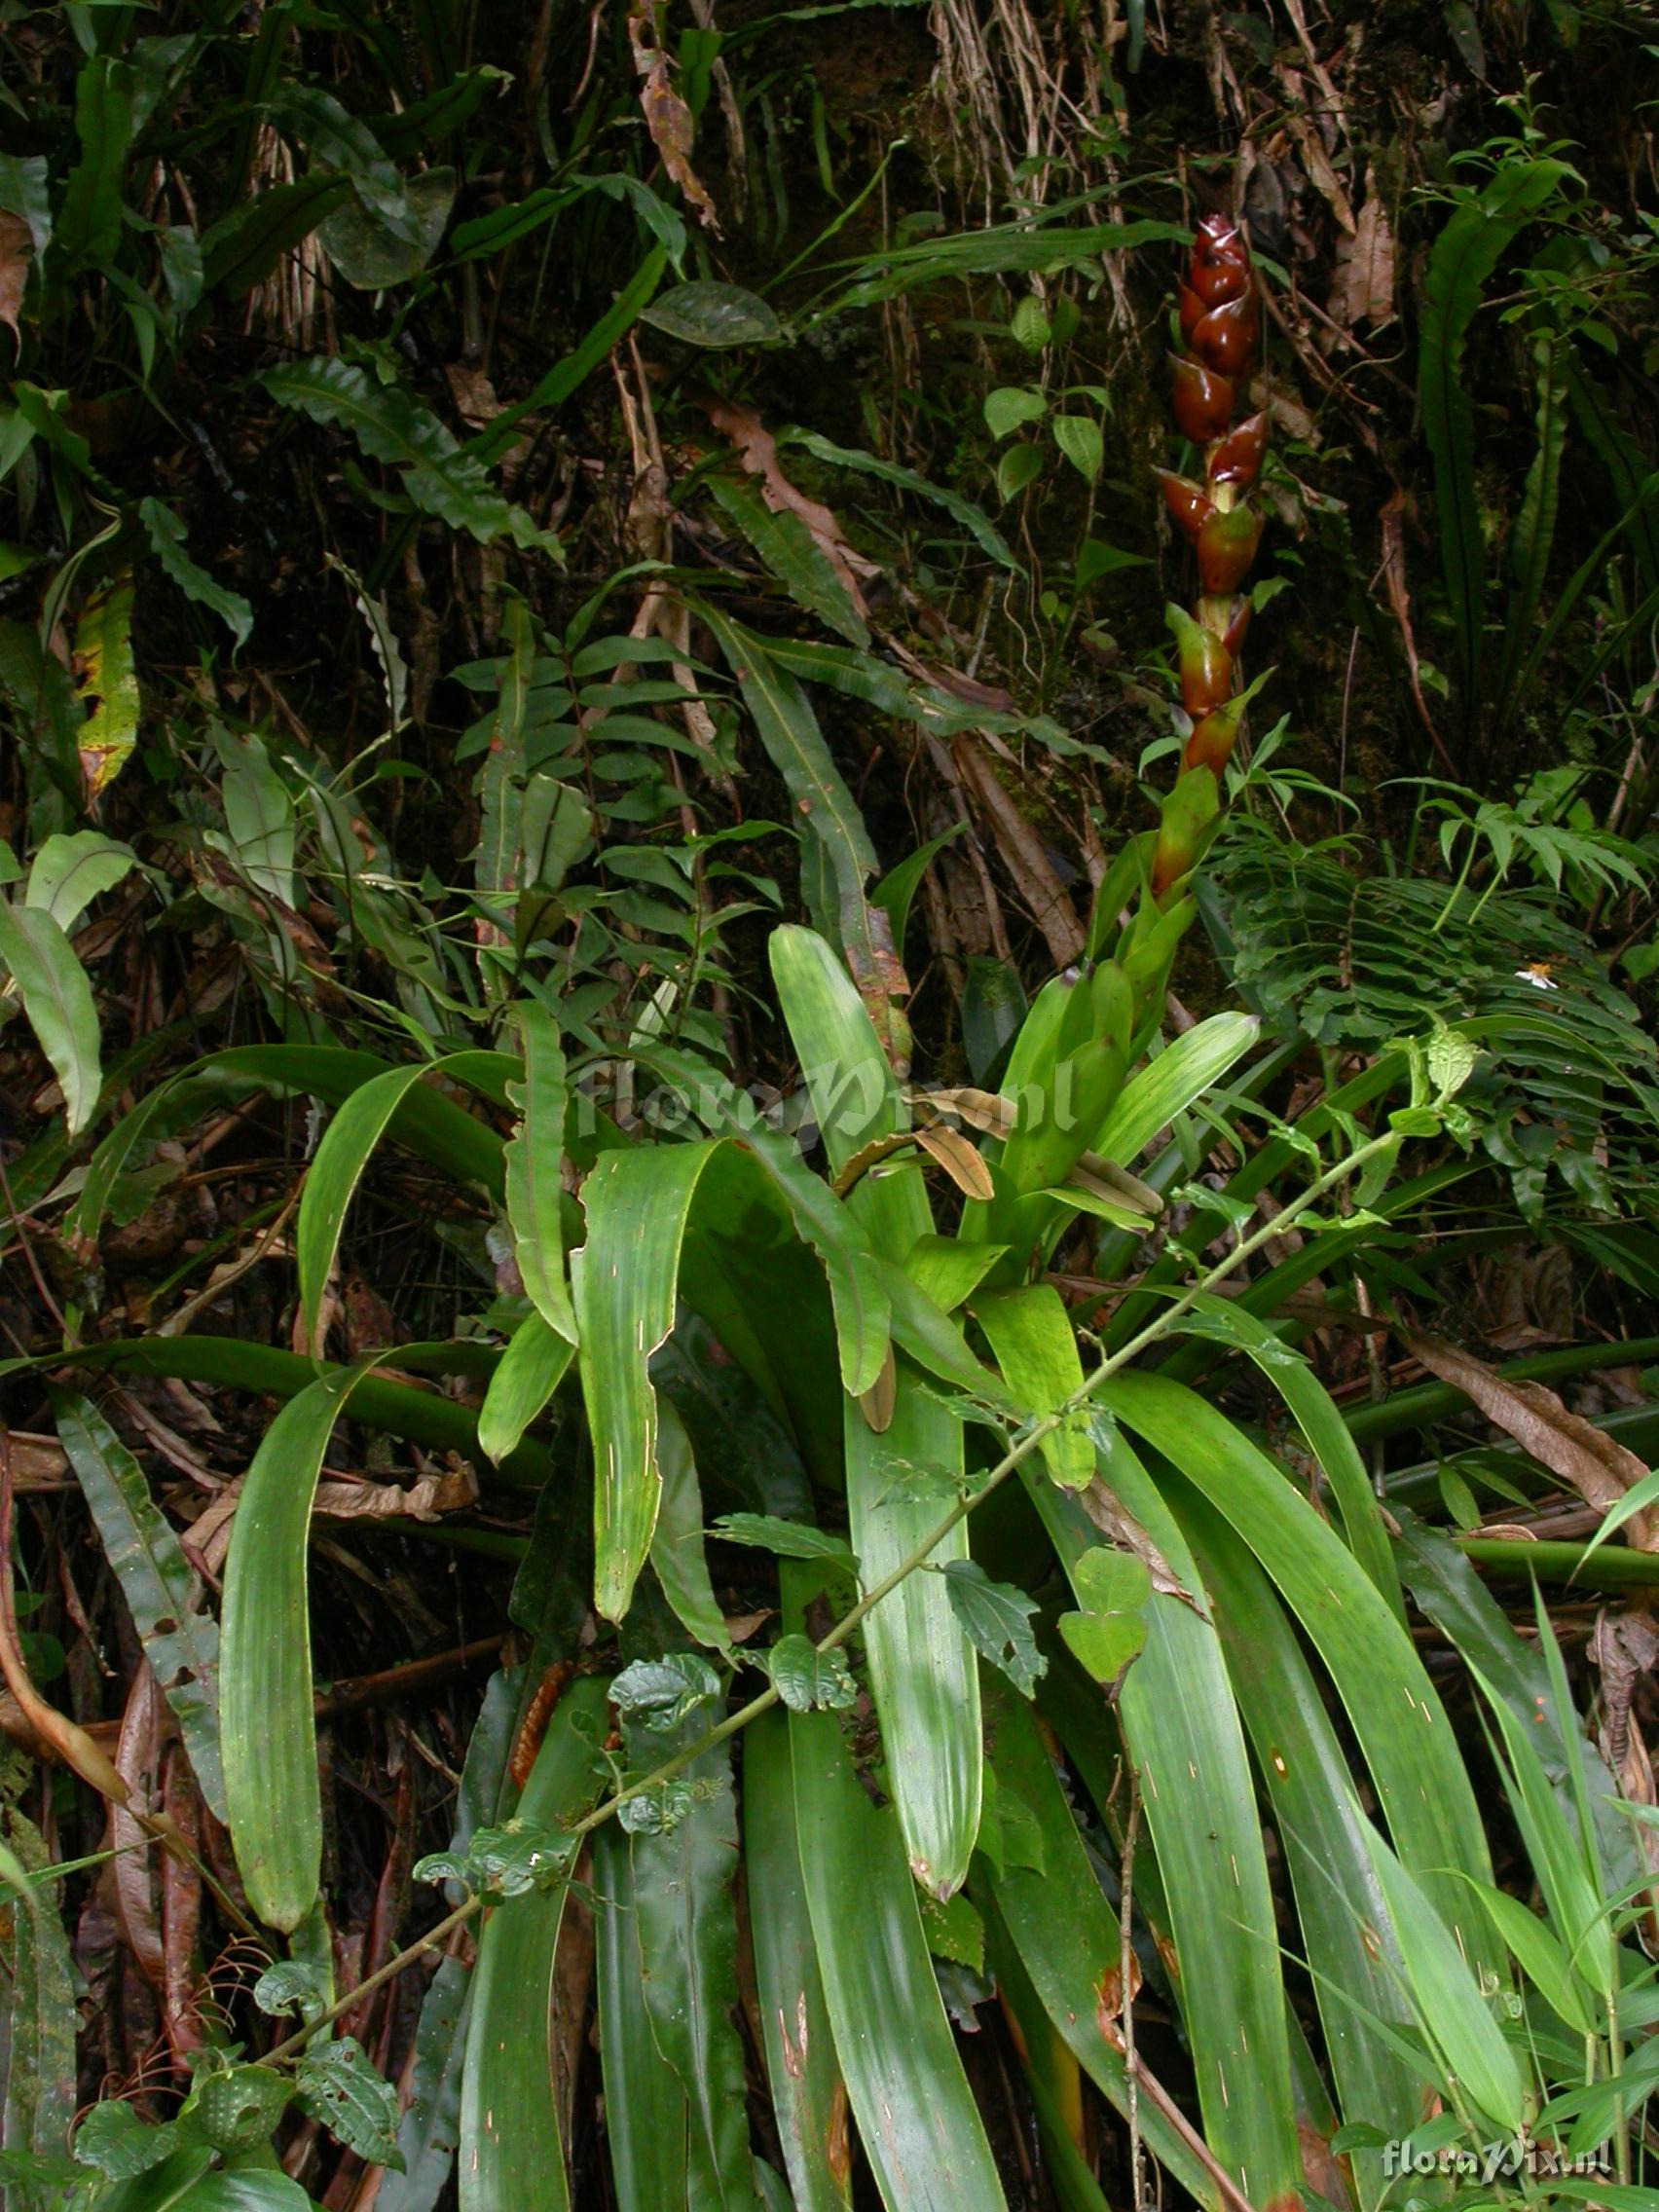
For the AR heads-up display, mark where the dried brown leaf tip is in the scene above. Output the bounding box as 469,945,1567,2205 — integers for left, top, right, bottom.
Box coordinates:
628,5,720,235
1403,1331,1659,1550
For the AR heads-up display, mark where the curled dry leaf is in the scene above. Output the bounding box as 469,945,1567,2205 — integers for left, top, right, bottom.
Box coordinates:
1402,1331,1659,1549
830,1129,919,1198
1074,1151,1164,1218
1094,1948,1142,2040
1589,1608,1659,1778
917,1086,1018,1141
1079,1480,1197,1610
913,1123,995,1201
628,4,719,233
1590,1610,1659,1951
858,1342,898,1434
1278,68,1356,233
313,1458,479,1524
842,904,913,1076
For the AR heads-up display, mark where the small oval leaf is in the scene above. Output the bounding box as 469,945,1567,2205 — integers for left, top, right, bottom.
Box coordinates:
641,280,781,349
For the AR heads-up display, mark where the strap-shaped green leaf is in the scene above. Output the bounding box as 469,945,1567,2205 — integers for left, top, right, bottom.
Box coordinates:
781,1562,1005,2212
76,1042,512,1247
374,1952,470,2212
1090,1010,1258,1166
297,1051,511,1353
261,356,553,550
594,1825,689,2208
477,1312,573,1466
1173,1487,1423,2154
1026,1453,1300,2203
62,1334,550,1492
460,1677,608,2212
628,1732,756,2207
1492,328,1568,728
1162,1290,1403,1620
573,1142,719,1620
705,625,878,950
0,1840,76,2168
632,1042,891,1397
648,1401,728,1653
504,1003,577,1344
771,927,981,1898
1418,159,1569,724
1358,1827,1527,2134
743,1712,850,2211
970,1680,1217,2205
222,1364,374,1930
1102,1373,1501,1977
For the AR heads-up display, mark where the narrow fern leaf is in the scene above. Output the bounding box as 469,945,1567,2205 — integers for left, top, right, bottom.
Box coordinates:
1493,327,1567,728
1418,160,1568,729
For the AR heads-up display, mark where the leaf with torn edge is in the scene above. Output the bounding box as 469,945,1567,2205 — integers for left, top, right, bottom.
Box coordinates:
940,1560,1046,1698
51,1389,226,1819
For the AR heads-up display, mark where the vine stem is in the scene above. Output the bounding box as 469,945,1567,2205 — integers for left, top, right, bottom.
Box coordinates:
264,1128,1396,2067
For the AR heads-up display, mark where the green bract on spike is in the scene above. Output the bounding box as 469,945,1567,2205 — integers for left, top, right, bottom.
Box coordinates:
1165,600,1234,717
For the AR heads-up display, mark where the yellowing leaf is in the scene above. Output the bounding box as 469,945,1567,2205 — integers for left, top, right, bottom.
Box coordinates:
73,575,139,798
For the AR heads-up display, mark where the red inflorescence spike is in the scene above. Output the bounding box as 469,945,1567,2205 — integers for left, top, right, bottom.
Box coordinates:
1151,206,1272,904
1170,355,1235,445
1207,412,1268,491
1175,626,1234,719
1184,693,1247,776
1156,470,1214,543
1197,503,1263,596
1192,287,1259,378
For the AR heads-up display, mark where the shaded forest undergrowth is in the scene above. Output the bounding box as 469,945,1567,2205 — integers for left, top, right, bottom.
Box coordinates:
2,2,1659,2208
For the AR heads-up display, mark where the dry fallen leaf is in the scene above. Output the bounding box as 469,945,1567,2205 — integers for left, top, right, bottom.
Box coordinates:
951,736,1086,970
0,210,31,347
699,393,875,616
1590,1608,1659,1952
1331,168,1395,328
1402,1331,1659,1548
313,1459,479,1524
1380,490,1450,764
1279,71,1356,234
2,1433,72,1490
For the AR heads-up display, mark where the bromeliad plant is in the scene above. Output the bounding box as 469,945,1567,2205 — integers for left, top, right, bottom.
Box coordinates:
9,222,1653,2212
